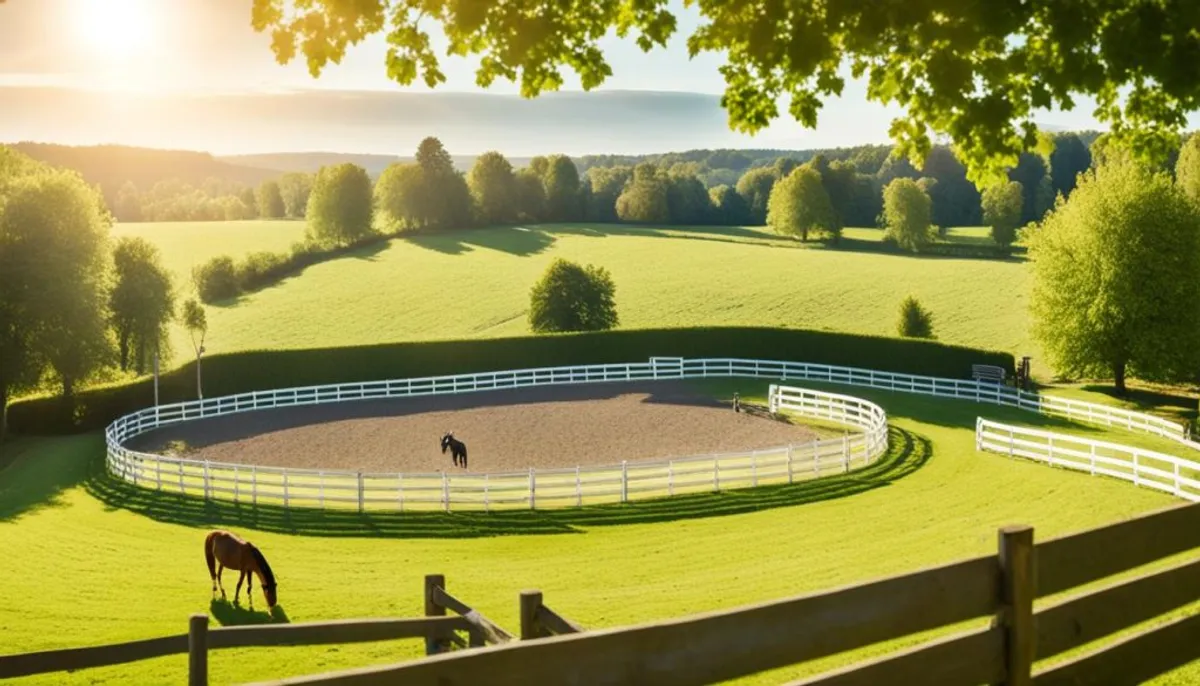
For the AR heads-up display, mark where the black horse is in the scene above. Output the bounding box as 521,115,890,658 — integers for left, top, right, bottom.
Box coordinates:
441,432,468,468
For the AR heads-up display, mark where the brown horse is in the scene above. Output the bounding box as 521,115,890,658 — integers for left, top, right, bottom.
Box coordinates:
204,530,278,608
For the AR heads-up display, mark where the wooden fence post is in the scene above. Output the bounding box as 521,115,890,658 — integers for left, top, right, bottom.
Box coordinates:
621,461,628,502
188,613,208,686
357,472,364,513
997,525,1035,686
442,472,450,512
529,468,536,509
425,574,448,656
520,590,543,640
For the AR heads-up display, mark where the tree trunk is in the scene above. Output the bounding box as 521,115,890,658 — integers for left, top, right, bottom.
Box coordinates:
1113,361,1127,396
196,352,203,400
135,337,146,376
119,331,130,371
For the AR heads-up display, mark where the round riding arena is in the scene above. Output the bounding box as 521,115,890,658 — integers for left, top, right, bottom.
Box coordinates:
128,381,826,473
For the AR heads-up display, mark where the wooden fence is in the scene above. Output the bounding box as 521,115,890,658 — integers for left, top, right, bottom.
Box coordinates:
247,502,1200,685
0,576,506,685
4,505,1197,684
105,383,887,512
977,419,1200,502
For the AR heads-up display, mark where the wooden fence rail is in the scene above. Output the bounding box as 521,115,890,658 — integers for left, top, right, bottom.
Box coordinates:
245,502,1200,686
519,590,586,640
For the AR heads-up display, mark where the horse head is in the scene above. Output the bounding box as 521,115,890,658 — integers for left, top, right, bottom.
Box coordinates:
441,433,452,453
263,581,278,608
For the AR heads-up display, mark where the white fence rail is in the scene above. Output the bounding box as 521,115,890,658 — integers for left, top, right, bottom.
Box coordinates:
976,419,1200,503
106,380,887,512
105,356,1198,511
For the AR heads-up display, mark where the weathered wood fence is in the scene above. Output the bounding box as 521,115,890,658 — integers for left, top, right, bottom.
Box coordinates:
3,504,1197,684
0,576,518,685
249,502,1200,685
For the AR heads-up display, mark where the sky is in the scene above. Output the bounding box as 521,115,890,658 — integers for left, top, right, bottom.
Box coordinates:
0,0,1187,157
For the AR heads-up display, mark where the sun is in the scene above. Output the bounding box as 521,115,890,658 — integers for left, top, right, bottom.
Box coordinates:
70,0,155,59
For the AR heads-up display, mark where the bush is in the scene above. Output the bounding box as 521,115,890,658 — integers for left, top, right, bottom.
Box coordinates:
7,327,1015,435
236,251,291,292
192,256,240,303
897,296,935,339
529,258,619,333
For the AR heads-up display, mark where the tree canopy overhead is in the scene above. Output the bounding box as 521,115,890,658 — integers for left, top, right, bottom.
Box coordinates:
251,0,1200,184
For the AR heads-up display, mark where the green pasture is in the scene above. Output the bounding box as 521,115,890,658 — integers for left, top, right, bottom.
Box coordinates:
122,221,1035,376
113,220,307,280
2,380,1196,685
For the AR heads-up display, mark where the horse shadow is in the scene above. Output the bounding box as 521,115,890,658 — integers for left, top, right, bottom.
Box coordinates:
209,598,290,626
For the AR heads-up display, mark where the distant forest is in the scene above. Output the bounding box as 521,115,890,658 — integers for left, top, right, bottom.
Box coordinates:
6,130,1168,231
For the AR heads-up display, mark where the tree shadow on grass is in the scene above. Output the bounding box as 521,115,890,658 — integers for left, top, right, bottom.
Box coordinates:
0,434,99,523
84,425,930,540
210,598,290,626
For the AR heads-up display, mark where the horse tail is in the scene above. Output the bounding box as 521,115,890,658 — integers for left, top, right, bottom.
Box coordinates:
204,531,218,580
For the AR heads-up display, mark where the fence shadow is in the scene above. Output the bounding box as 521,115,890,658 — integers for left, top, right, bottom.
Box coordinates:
84,426,930,540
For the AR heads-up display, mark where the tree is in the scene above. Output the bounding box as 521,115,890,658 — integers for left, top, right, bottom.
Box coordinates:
542,155,582,222
1008,153,1054,225
882,178,934,252
192,256,240,303
306,163,375,246
412,137,472,229
0,148,49,439
1049,133,1092,200
181,298,208,399
1177,134,1200,205
278,172,314,218
256,179,286,218
585,166,632,222
981,181,1024,247
528,258,618,333
919,147,981,228
735,167,777,225
766,166,839,241
375,162,427,231
251,0,1200,183
1029,160,1200,395
515,167,547,222
467,151,519,225
615,164,669,224
1,168,113,398
110,237,175,374
665,171,712,225
114,181,142,222
897,296,935,339
709,184,751,225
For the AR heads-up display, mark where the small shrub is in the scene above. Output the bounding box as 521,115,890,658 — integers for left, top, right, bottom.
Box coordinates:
236,251,291,291
897,296,935,339
529,258,618,333
192,256,240,303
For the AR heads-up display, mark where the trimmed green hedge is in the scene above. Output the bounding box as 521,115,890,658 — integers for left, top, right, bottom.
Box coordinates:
8,327,1014,435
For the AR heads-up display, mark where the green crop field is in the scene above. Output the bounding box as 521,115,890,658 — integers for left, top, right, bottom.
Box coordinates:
2,380,1197,685
121,221,1037,377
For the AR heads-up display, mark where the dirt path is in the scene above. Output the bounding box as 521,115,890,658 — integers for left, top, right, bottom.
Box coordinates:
129,381,821,473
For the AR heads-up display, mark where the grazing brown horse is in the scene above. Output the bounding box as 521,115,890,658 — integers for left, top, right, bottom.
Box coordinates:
204,530,278,608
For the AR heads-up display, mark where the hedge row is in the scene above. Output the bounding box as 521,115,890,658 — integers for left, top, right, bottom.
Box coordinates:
7,327,1015,435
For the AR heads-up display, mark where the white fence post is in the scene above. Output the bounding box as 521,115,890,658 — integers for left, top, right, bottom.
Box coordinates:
529,468,536,510
234,466,240,503
203,461,210,500
178,461,184,494
443,472,450,512
156,459,162,491
668,461,674,496
283,471,290,508
842,435,850,473
357,472,364,513
484,474,490,512
713,460,719,491
252,466,257,506
621,461,628,503
575,467,582,507
751,452,758,487
1174,463,1182,497
397,474,403,512
786,445,794,483
813,442,820,476
1133,454,1140,487
319,471,325,508
975,418,983,451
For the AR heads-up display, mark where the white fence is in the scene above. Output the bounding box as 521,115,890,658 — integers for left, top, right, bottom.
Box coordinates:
105,356,1199,511
106,381,887,512
976,419,1200,503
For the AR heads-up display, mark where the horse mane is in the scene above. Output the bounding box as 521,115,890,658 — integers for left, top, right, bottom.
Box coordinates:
249,545,276,588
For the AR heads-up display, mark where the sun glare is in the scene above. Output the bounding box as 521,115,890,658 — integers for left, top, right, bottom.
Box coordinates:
71,0,155,59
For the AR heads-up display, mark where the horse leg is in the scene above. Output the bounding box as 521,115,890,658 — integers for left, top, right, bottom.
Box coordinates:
235,571,246,605
247,573,254,608
217,565,227,599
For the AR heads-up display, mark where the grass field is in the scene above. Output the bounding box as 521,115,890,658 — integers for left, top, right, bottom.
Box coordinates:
113,220,308,280
3,380,1197,685
118,221,1036,376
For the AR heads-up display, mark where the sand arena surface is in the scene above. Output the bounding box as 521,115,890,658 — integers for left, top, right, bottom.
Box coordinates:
129,382,822,473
